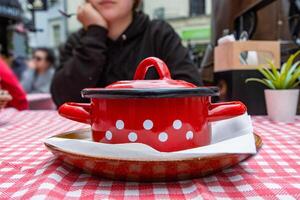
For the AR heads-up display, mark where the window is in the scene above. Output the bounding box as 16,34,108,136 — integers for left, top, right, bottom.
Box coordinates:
48,0,58,7
153,7,165,20
189,0,205,16
52,24,61,47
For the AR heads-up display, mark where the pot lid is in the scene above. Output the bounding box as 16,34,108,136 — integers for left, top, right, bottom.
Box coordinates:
106,57,197,89
82,57,219,98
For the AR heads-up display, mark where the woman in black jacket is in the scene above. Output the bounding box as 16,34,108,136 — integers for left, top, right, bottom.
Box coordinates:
51,0,202,106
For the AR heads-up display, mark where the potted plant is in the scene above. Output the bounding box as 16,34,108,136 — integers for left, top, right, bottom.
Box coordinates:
246,51,300,122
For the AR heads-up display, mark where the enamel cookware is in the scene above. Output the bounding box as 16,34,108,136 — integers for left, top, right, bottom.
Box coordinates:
59,57,246,152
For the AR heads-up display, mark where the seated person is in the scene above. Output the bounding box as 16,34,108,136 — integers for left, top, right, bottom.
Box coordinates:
51,0,202,106
0,57,28,110
21,48,55,94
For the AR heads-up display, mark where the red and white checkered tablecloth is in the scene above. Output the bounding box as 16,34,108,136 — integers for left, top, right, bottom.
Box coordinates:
0,109,299,199
26,93,56,110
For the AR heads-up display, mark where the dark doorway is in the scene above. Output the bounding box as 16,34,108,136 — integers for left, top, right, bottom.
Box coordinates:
0,18,9,56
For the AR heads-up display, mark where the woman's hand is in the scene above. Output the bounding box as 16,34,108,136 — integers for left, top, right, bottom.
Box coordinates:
0,90,12,109
77,3,108,29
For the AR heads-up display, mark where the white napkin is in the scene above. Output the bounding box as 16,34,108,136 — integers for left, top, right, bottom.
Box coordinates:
217,34,236,45
45,114,256,161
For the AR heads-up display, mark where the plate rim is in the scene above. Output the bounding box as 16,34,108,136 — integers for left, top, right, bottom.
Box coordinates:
45,128,263,163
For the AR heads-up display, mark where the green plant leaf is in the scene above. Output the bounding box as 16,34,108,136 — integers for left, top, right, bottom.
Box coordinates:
283,61,300,88
286,70,300,88
266,59,280,79
279,51,300,88
245,78,276,89
293,69,300,83
288,61,300,75
247,61,281,89
291,81,300,88
261,67,282,88
258,67,275,80
260,60,282,88
265,79,276,89
285,50,300,73
280,63,287,74
246,51,300,89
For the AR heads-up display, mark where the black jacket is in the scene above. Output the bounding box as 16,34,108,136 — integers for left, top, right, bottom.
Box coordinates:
51,12,202,106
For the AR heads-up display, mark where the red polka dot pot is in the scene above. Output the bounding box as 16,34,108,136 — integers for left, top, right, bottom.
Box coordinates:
59,57,247,152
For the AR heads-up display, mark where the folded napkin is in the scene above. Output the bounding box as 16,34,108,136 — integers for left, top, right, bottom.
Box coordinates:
45,114,256,161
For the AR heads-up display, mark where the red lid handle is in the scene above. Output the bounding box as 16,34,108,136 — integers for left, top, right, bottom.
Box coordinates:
134,57,172,80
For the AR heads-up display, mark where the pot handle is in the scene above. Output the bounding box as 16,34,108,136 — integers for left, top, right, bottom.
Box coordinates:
208,101,247,122
134,57,172,80
58,102,91,124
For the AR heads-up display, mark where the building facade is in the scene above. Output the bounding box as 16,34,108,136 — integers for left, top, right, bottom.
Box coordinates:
25,0,67,52
143,0,211,44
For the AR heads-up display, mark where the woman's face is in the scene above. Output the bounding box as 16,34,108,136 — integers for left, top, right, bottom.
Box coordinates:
88,0,135,22
33,50,51,71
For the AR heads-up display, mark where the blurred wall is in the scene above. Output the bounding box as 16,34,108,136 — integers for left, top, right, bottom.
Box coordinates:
143,0,190,19
66,0,84,34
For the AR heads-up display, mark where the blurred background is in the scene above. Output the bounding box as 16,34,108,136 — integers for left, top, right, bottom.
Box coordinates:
1,0,299,79
1,0,212,67
0,0,299,114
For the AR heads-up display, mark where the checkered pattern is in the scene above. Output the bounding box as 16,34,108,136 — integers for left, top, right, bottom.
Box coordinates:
0,109,299,199
26,93,56,110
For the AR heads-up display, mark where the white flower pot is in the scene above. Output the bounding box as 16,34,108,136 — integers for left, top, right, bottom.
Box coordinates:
265,89,299,123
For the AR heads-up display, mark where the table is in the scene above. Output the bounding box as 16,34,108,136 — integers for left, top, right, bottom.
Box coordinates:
0,109,299,199
27,93,56,110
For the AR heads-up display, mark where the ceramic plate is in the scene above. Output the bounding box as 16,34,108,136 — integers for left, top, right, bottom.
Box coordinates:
45,129,262,182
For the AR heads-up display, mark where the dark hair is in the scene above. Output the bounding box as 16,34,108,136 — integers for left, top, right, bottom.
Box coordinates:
33,47,55,65
133,0,141,11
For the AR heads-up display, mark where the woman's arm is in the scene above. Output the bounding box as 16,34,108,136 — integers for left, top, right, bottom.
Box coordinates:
51,26,108,106
154,21,203,86
51,3,108,107
0,58,28,110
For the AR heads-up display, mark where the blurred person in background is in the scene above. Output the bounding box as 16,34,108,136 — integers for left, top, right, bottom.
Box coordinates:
21,47,55,94
51,0,202,106
0,57,28,110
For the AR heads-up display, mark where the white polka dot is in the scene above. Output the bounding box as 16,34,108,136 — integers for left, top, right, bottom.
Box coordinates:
105,131,112,140
116,120,124,130
143,120,153,130
186,131,193,140
173,120,182,130
158,132,168,142
128,132,138,142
